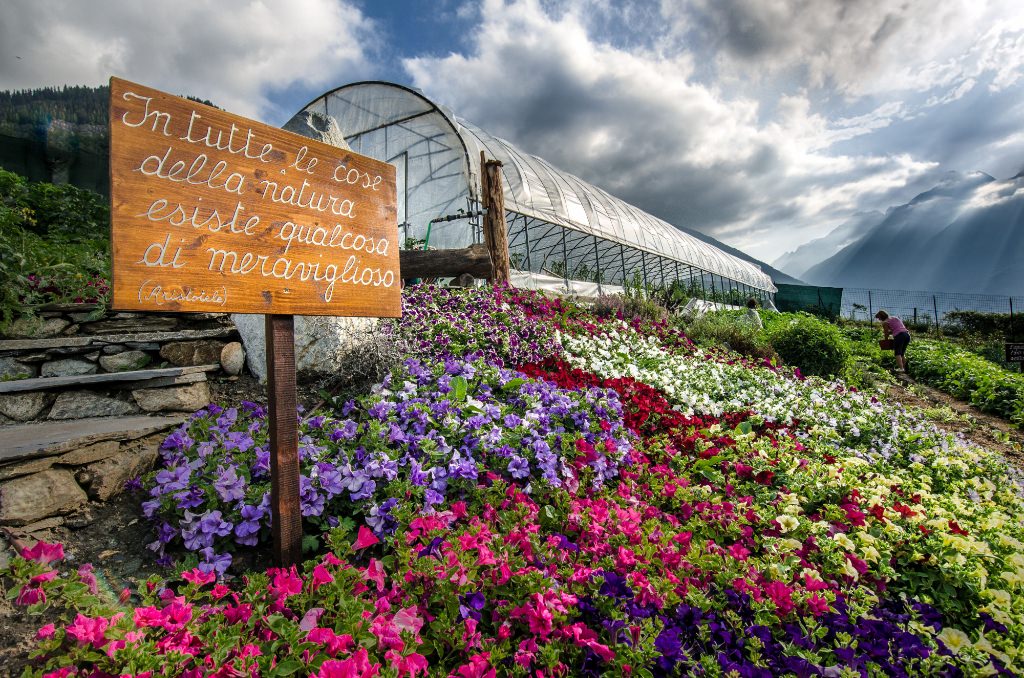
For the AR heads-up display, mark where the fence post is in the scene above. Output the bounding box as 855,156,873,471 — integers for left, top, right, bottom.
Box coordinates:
1011,297,1015,341
913,308,917,325
933,295,940,334
868,290,873,323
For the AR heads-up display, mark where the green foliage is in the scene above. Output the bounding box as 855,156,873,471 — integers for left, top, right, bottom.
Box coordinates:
0,85,109,127
908,339,1024,426
837,322,899,385
683,311,777,362
765,312,854,379
0,169,110,326
944,310,1019,339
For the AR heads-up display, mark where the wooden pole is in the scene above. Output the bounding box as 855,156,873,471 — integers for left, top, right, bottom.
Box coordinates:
480,155,511,285
266,314,302,567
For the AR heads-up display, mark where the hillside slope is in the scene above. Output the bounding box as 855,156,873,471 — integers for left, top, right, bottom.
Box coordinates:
801,171,1024,295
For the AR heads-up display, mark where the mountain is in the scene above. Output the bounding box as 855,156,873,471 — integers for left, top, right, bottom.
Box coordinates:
772,211,883,280
675,225,805,286
801,171,1024,295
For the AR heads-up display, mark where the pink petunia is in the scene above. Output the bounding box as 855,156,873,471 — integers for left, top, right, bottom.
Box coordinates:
77,564,98,594
363,558,385,592
453,652,495,678
306,627,352,657
20,541,64,566
65,613,110,649
133,606,165,628
270,566,304,599
386,650,429,678
311,564,335,591
30,571,58,585
314,647,380,678
393,607,424,636
728,543,750,561
764,581,795,616
353,526,380,550
181,568,217,586
35,624,55,640
16,585,45,606
806,593,830,616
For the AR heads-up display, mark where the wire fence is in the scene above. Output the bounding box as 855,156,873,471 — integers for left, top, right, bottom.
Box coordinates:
840,287,1024,334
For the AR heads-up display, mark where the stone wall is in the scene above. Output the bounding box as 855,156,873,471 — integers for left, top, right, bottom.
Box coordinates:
0,305,245,425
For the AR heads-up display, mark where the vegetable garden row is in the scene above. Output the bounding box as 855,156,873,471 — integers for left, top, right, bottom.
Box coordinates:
5,283,1024,677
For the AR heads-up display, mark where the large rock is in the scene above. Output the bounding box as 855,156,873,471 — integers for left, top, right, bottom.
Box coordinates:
160,340,225,367
232,314,378,382
5,317,70,338
78,440,159,501
0,357,36,380
220,342,245,376
0,456,55,481
57,440,121,466
99,350,152,373
282,110,352,150
48,391,137,420
0,392,53,421
41,358,97,378
133,381,211,412
0,469,88,525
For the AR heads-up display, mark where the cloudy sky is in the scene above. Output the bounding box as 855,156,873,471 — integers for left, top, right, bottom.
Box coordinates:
2,0,1023,265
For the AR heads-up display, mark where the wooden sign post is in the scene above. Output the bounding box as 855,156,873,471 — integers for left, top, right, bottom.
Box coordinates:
480,152,511,286
1007,343,1024,373
109,77,400,566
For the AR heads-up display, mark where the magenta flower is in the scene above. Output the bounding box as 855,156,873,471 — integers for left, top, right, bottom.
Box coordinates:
353,525,380,550
65,613,110,649
314,647,381,678
20,541,64,566
311,564,335,591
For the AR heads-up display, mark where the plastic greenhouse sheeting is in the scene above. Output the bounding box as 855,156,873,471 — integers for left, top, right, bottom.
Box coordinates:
290,82,776,293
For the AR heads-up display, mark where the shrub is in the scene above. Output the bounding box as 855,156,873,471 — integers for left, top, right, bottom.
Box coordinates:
622,294,668,323
593,293,625,318
683,311,777,362
0,170,110,326
767,313,853,378
944,310,1018,339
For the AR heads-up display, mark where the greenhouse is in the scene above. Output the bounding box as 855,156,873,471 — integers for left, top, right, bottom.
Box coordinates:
289,82,777,301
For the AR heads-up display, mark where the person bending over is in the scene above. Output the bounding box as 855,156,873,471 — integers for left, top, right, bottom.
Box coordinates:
875,310,911,372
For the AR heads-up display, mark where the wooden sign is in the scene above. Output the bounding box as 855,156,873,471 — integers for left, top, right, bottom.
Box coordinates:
1007,343,1024,363
109,77,400,317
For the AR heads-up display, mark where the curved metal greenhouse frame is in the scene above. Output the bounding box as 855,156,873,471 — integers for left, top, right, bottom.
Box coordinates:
292,82,776,299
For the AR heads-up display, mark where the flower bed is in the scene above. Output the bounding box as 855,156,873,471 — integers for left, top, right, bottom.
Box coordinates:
5,285,1024,676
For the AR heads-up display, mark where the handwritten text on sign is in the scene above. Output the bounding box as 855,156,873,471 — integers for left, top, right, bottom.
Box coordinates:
109,77,400,317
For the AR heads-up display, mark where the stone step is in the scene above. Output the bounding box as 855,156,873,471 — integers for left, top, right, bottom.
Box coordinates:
0,364,217,394
0,327,236,355
1,414,186,464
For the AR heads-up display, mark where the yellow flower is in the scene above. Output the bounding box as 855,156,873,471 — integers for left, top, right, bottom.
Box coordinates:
861,545,881,564
999,570,1024,587
834,533,856,551
776,515,799,533
938,627,971,654
983,589,1012,609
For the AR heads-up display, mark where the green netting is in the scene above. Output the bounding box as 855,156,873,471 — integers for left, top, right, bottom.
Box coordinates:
774,283,843,320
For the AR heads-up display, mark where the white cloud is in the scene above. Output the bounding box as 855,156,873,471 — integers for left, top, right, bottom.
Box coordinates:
0,0,377,120
404,0,952,262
